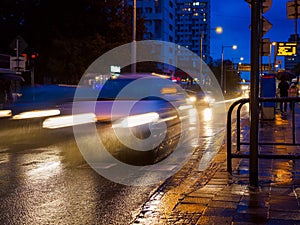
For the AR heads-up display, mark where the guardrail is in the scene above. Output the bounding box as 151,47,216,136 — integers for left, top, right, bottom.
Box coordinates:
227,97,300,174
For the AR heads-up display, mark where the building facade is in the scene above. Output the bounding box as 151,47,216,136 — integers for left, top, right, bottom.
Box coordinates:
127,0,176,73
175,0,211,62
126,0,211,73
284,34,300,71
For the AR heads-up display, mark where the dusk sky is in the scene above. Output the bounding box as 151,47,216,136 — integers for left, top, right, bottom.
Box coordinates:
210,0,296,68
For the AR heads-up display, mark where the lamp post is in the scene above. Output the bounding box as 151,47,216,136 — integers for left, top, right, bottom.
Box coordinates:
200,27,222,85
268,42,276,73
131,0,136,73
221,44,237,93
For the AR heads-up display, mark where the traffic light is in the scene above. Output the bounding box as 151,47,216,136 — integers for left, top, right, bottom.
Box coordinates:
30,52,39,59
21,53,27,61
27,51,39,68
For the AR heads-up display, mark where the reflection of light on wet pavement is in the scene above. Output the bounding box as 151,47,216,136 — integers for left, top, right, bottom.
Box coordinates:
198,151,214,171
273,161,293,185
0,153,9,164
196,103,227,172
198,129,225,172
203,127,213,137
26,161,61,180
202,108,212,122
188,108,198,124
274,168,293,185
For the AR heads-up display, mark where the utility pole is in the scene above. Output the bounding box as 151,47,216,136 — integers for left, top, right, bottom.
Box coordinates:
132,0,137,73
249,0,261,188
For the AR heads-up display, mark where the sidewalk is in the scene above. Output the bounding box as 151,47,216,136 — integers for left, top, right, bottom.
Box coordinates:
133,103,300,224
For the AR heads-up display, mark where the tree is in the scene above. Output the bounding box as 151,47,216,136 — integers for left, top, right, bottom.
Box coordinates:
0,0,145,84
209,59,242,95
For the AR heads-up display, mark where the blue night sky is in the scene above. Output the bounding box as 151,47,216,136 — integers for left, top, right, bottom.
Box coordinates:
210,0,296,70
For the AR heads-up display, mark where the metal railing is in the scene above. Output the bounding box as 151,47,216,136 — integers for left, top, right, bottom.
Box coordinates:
227,97,300,174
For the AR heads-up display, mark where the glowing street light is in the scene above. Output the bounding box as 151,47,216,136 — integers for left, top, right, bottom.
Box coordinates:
232,56,244,67
221,44,237,93
200,26,223,85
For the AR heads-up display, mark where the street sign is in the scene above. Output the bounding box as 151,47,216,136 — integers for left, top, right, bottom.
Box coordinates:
276,42,297,56
249,16,273,36
287,0,300,19
262,16,272,36
262,0,272,13
10,56,26,71
246,1,273,37
245,0,272,13
10,35,28,54
261,38,271,56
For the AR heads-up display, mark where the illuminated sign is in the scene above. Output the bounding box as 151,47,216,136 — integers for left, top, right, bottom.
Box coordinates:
237,64,270,72
110,65,121,73
277,42,297,56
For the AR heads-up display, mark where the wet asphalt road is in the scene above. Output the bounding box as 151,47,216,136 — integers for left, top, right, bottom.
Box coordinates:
0,101,242,224
0,119,161,224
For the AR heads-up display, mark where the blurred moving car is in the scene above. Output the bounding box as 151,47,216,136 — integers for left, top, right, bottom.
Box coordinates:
0,84,76,120
44,74,198,165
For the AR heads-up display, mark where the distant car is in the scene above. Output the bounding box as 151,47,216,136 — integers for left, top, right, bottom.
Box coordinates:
45,74,198,165
184,89,215,107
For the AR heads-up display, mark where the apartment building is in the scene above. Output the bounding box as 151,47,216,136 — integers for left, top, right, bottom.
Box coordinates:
126,0,211,73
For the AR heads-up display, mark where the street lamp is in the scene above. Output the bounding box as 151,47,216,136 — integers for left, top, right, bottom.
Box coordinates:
232,57,244,70
221,44,237,93
200,26,223,85
132,0,136,73
269,41,276,73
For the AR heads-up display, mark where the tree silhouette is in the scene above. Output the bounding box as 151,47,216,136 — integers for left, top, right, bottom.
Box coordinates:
0,0,145,84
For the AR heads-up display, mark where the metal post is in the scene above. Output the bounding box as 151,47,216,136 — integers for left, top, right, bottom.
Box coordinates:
132,0,136,73
273,43,277,73
295,0,298,42
292,101,296,144
16,39,19,73
221,45,224,92
31,65,35,87
249,0,261,188
268,42,272,73
200,31,204,85
221,45,236,94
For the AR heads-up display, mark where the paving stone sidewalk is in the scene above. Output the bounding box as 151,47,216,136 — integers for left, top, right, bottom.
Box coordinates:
133,103,300,225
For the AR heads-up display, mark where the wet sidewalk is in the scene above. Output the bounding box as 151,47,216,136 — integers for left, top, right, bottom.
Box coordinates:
133,103,300,224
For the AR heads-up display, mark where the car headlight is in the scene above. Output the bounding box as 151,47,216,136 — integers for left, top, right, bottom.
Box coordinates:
188,96,197,103
204,96,215,104
12,109,61,120
112,112,159,128
0,110,12,118
42,113,96,129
